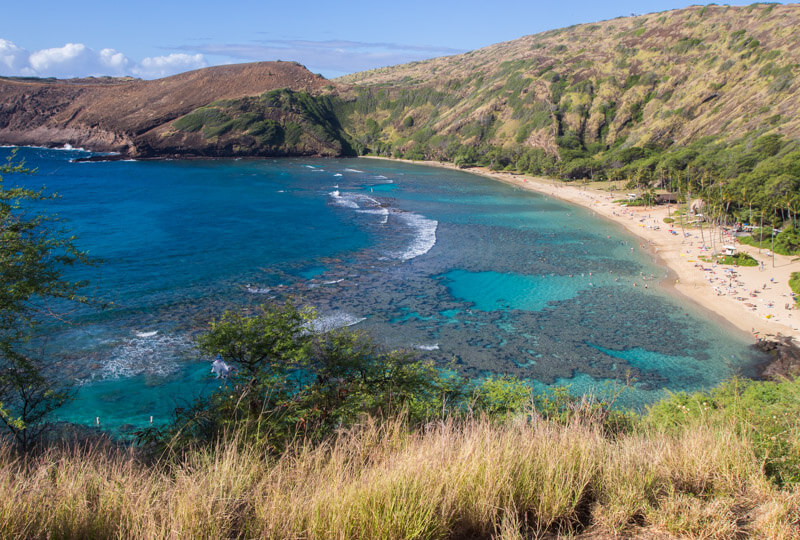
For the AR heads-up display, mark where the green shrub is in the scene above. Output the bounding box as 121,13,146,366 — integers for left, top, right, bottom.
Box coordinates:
646,377,800,485
716,253,758,266
248,119,284,146
740,227,800,256
173,108,230,133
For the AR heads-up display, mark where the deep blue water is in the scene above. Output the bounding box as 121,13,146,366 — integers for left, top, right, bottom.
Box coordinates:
2,147,763,431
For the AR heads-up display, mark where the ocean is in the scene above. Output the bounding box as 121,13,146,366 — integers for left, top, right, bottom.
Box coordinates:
2,147,763,431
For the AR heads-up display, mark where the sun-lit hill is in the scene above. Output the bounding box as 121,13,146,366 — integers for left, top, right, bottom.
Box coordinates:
0,61,347,157
336,3,800,158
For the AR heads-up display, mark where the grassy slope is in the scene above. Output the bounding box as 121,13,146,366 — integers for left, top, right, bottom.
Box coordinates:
3,378,800,538
336,4,800,158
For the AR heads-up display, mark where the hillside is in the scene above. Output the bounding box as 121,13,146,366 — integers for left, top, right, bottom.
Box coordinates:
337,3,800,159
0,61,352,157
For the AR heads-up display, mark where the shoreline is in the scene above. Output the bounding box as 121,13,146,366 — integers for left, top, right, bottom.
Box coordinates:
362,156,799,343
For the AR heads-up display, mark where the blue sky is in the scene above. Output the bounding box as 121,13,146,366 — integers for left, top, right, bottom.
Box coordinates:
0,1,792,79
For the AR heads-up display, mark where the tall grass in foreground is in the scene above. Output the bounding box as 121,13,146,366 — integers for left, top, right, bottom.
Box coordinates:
1,412,799,539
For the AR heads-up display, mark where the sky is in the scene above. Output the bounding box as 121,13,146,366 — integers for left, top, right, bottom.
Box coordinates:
0,1,793,80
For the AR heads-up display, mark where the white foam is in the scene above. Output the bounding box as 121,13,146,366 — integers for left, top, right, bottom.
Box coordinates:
358,208,389,224
356,195,389,224
344,168,364,173
307,312,366,333
329,192,434,254
135,330,158,338
333,173,343,177
304,165,316,169
417,344,440,351
395,212,438,260
100,334,190,379
323,278,344,284
1,144,89,152
245,285,272,294
330,191,389,223
329,190,360,209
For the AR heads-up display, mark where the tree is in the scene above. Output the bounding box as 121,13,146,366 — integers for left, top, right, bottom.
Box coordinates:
0,150,92,450
164,303,474,452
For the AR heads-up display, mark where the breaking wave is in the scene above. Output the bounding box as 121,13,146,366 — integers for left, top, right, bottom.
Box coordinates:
329,190,360,209
395,212,438,260
329,191,389,223
328,191,436,259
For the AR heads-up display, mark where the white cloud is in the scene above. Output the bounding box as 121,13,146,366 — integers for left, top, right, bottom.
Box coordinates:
0,39,207,79
177,39,465,78
0,38,34,75
132,53,206,78
28,43,131,78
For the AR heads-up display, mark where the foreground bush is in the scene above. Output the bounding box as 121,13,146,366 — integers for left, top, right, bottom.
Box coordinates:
147,303,628,455
648,377,800,486
2,407,800,538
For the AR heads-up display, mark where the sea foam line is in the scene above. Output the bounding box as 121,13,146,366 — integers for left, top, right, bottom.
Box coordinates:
329,190,360,209
329,191,389,223
395,212,438,260
328,191,436,258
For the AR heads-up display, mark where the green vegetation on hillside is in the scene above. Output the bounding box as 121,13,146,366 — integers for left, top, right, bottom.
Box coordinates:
171,89,356,157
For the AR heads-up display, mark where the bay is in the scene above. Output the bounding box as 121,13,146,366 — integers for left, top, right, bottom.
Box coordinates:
1,147,763,431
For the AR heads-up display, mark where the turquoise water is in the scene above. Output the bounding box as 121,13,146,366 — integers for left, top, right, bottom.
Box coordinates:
2,147,763,430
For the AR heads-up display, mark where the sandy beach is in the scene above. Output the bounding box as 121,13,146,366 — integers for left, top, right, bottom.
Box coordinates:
363,157,799,341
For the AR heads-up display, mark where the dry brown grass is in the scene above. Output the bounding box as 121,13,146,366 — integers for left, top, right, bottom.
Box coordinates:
1,414,799,539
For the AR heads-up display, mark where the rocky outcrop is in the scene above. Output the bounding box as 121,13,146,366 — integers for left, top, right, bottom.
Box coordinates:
754,336,800,380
